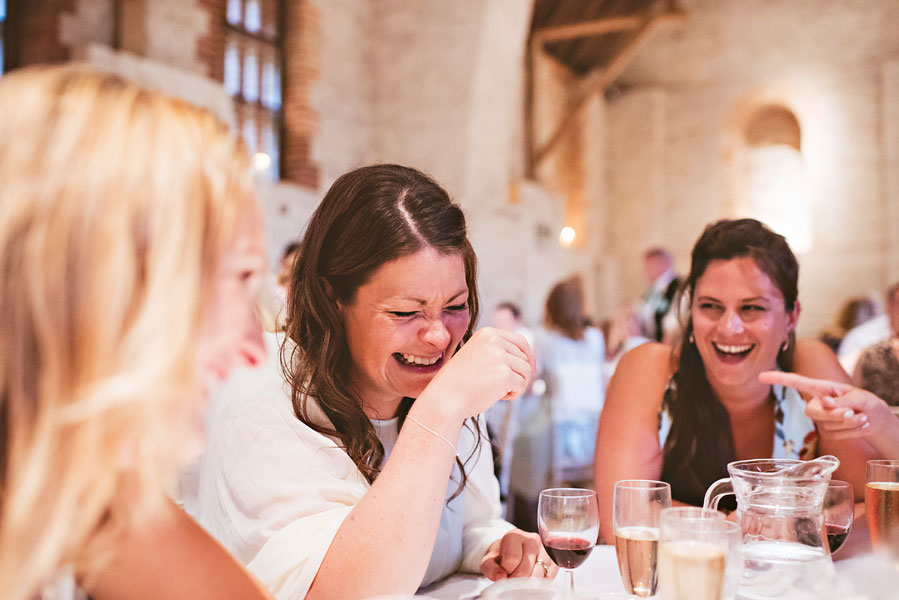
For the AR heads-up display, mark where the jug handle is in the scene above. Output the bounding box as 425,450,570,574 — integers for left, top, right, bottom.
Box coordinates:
703,477,733,511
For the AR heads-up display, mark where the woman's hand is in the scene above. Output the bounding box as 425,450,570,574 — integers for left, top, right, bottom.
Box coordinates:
480,529,557,581
759,371,899,457
419,327,535,421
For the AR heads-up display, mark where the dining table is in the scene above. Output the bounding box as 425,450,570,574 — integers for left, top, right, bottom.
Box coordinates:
419,508,898,600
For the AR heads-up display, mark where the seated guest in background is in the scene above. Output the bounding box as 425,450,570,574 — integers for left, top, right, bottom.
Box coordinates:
601,306,649,384
839,296,890,375
192,164,554,600
636,247,681,343
0,66,273,600
485,301,535,503
819,296,878,352
759,372,899,461
508,277,604,531
594,218,879,543
853,282,899,406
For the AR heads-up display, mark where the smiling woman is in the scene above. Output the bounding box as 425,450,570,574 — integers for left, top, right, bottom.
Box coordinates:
190,164,554,599
593,218,881,543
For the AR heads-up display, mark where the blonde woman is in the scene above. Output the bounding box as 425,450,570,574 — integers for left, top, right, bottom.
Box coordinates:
0,65,273,600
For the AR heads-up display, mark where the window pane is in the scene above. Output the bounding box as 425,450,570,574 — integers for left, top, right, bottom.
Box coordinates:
226,0,242,26
260,111,278,179
242,111,258,155
242,45,259,103
224,38,241,96
261,50,280,110
245,0,261,33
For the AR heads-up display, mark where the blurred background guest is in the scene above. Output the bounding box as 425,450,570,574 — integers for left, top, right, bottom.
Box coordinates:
508,277,604,531
853,282,899,406
636,247,681,343
485,301,536,506
600,307,650,385
819,295,878,352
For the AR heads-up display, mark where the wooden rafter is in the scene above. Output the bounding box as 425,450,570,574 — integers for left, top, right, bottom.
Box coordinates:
532,16,642,45
526,1,686,175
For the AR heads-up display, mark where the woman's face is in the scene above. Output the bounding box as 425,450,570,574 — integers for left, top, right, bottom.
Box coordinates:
339,246,470,417
691,257,798,394
189,197,267,454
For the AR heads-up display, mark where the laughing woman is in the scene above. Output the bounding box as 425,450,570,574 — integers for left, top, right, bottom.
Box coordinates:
594,219,879,542
192,164,555,599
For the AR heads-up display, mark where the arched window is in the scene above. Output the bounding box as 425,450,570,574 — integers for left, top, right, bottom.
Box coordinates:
740,104,811,253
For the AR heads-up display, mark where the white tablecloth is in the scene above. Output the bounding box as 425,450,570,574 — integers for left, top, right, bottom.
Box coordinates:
419,545,626,599
419,544,897,600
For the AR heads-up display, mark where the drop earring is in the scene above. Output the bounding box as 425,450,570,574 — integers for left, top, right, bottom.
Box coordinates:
689,334,695,344
781,338,789,352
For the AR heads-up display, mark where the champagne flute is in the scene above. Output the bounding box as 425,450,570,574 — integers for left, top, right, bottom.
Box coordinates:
538,488,599,597
612,480,671,597
823,480,853,555
658,507,740,600
866,459,899,561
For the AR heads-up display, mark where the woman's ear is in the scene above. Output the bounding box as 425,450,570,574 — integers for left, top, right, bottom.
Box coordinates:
788,300,801,330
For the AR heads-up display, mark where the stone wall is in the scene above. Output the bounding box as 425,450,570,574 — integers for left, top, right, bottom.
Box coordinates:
606,0,899,337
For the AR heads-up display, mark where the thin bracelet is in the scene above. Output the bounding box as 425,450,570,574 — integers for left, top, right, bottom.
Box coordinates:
406,415,457,455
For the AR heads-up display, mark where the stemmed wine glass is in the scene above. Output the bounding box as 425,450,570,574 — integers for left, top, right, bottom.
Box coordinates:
823,480,854,555
612,480,671,597
538,488,599,597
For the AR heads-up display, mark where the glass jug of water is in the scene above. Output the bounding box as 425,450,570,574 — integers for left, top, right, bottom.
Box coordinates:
703,456,839,599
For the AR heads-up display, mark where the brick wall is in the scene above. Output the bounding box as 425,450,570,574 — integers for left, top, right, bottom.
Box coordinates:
281,0,320,189
6,0,78,68
195,0,224,82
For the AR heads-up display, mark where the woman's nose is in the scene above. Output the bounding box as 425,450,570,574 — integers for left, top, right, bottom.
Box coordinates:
421,316,451,347
720,310,744,334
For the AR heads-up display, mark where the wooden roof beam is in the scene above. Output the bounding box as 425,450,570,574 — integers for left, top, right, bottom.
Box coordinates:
533,16,643,45
529,9,685,172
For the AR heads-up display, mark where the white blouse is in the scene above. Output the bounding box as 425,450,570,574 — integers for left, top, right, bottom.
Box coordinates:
189,332,512,599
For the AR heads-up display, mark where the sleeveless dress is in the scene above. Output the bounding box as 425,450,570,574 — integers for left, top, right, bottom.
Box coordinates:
657,376,817,506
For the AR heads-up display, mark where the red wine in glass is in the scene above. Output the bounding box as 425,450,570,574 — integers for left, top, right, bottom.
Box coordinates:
826,524,850,553
542,535,594,569
538,488,600,595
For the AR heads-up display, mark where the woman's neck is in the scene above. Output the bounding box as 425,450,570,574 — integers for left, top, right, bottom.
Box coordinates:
709,378,772,416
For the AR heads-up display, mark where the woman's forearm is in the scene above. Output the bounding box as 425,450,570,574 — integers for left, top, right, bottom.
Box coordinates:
307,403,463,600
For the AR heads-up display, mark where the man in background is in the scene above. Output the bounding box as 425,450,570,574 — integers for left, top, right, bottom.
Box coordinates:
636,247,681,342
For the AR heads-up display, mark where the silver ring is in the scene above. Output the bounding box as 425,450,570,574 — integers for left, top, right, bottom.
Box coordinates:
536,559,549,576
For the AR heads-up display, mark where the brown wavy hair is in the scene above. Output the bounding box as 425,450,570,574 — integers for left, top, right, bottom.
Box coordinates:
283,164,480,490
661,218,798,505
545,277,588,340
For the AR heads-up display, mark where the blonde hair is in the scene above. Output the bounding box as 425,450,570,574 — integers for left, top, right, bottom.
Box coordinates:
0,65,252,599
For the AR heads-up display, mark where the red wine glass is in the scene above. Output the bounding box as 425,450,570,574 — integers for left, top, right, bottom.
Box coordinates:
538,488,599,597
824,480,854,555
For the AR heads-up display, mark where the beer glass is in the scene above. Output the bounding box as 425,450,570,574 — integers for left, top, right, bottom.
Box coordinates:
658,507,741,600
866,459,899,561
612,480,671,597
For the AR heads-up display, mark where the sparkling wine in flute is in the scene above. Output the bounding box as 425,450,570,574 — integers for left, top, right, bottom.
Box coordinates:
866,481,899,549
658,540,726,600
613,526,659,597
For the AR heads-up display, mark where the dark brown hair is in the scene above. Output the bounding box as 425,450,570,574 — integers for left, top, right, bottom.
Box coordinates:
661,218,798,504
545,277,588,341
283,164,480,488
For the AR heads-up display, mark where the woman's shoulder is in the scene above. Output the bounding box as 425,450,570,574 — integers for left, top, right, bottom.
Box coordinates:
792,338,850,383
606,342,674,404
